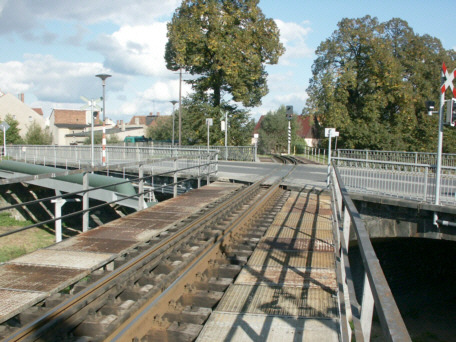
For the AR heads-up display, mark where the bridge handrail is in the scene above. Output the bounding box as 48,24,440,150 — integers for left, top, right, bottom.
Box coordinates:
331,163,411,342
0,152,218,241
336,149,456,167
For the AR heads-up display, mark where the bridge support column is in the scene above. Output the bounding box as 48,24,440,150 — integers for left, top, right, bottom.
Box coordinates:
82,172,89,232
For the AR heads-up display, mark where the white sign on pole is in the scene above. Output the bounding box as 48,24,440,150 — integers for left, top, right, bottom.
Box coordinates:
206,118,213,126
0,121,10,157
325,128,336,137
221,120,226,131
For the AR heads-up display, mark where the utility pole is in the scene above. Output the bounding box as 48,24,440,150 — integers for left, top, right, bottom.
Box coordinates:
179,68,182,146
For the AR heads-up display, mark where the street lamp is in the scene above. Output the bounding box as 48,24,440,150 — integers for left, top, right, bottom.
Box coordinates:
95,73,111,166
95,74,111,122
170,100,178,147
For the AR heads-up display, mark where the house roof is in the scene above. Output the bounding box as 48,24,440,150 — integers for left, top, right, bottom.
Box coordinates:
296,115,314,138
129,115,147,125
52,109,101,126
32,108,43,116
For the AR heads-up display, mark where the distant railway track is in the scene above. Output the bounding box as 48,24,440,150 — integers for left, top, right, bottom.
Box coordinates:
272,154,302,165
2,166,297,341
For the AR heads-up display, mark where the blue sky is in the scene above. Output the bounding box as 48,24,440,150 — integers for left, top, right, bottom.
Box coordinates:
0,0,455,123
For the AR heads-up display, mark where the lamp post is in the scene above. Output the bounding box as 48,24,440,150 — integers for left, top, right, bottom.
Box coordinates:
170,100,178,147
95,74,111,166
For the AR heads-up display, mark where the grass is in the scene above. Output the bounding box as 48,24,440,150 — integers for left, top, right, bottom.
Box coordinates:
0,212,55,263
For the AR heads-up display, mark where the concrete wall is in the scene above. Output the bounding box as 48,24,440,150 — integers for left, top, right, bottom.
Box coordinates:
350,194,456,242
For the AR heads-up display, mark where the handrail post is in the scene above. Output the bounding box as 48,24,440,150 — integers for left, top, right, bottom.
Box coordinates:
138,164,144,209
82,172,89,232
360,272,375,341
173,157,178,198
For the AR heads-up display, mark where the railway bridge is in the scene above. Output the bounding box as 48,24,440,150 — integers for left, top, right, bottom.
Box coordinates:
0,146,454,341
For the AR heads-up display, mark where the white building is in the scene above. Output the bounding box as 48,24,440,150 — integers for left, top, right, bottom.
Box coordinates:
0,93,46,138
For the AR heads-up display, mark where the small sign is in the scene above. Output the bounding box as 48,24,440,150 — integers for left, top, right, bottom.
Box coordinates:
0,121,10,131
206,118,213,126
221,120,226,131
325,128,339,137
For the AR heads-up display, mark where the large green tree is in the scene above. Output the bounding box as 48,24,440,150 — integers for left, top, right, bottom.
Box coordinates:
165,0,284,108
305,16,456,152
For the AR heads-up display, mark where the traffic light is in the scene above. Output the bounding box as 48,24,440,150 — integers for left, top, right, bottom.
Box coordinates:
446,99,456,126
286,105,293,121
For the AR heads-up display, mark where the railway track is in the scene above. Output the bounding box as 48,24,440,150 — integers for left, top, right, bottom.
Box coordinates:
2,166,301,341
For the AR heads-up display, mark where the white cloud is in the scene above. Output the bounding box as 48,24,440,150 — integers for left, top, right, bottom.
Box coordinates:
89,23,169,77
0,0,180,35
0,54,126,103
275,19,313,64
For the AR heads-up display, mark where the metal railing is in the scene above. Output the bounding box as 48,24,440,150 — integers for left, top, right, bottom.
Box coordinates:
337,149,456,167
333,157,456,205
330,163,411,342
0,150,218,244
301,145,328,164
120,143,256,161
4,145,219,168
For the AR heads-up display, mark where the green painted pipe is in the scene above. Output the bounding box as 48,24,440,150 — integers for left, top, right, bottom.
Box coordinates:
0,160,136,196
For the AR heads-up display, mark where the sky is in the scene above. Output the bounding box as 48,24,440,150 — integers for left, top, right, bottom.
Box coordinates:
0,0,455,123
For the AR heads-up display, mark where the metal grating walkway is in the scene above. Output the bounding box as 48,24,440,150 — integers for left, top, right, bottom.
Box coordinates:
197,189,340,341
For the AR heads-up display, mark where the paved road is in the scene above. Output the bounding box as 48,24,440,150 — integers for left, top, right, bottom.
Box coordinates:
217,161,328,190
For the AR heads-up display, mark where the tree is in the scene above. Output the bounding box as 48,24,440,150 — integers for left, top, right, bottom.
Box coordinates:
304,16,456,152
179,92,254,146
0,114,23,144
258,105,301,154
24,121,53,145
165,0,285,108
146,116,174,143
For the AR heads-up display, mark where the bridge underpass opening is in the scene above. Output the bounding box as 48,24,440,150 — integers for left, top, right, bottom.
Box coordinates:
348,237,456,342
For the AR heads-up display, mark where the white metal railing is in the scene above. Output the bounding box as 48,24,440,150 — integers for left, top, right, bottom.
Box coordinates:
121,143,256,161
333,157,456,205
336,149,456,167
5,145,218,172
0,151,218,243
330,164,411,342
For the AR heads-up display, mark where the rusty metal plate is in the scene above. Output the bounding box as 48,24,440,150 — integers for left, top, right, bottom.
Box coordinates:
10,249,114,270
235,266,337,289
265,226,334,241
104,218,172,230
248,249,335,269
0,264,86,292
0,289,47,324
197,312,339,342
257,238,334,252
216,285,338,318
81,225,158,242
49,235,136,253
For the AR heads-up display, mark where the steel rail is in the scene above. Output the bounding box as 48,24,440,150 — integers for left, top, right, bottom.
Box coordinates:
4,179,266,341
109,167,297,341
110,183,283,341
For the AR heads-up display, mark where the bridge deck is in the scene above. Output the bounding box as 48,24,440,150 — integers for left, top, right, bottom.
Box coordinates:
197,189,340,341
0,181,243,324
